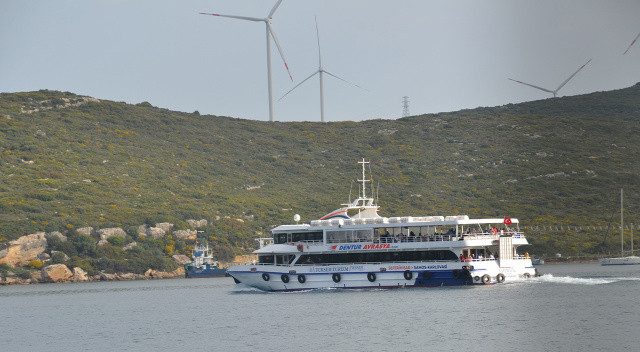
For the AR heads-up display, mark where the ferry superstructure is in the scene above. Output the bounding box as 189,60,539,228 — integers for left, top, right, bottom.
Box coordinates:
227,159,538,291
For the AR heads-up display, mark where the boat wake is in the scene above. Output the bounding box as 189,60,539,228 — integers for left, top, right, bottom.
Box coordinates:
533,273,640,285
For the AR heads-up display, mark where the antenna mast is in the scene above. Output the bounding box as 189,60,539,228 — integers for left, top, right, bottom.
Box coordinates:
402,96,410,117
358,158,370,199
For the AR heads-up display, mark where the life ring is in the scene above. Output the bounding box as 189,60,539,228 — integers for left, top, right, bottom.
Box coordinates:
523,273,531,279
474,276,480,282
332,273,341,283
422,271,431,280
297,274,306,284
281,274,290,283
481,274,491,284
496,273,505,283
262,273,270,281
367,272,376,282
297,243,304,252
452,269,461,279
404,270,413,280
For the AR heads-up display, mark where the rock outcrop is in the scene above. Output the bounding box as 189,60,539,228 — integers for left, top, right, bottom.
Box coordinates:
71,267,89,282
146,227,166,239
46,231,67,242
42,264,73,283
0,232,47,266
97,227,127,240
172,254,191,265
123,242,138,251
50,250,70,262
173,229,197,240
76,227,94,236
99,272,116,281
186,219,208,228
154,222,173,233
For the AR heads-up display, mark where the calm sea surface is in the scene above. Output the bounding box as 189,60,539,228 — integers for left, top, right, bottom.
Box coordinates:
2,263,639,352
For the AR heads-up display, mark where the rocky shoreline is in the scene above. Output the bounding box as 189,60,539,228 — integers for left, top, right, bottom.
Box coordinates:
0,263,187,286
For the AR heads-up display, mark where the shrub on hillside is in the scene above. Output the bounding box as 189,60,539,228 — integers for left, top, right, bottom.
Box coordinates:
28,260,43,269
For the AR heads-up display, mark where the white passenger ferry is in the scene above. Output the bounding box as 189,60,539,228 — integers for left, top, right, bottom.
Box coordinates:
227,159,538,291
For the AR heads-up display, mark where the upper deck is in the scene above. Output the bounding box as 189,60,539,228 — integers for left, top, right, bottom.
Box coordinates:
257,216,527,256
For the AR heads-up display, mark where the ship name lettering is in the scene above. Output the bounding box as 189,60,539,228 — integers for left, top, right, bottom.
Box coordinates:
362,244,391,250
338,244,363,251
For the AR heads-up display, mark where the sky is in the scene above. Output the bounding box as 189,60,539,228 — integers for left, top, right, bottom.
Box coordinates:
2,0,640,122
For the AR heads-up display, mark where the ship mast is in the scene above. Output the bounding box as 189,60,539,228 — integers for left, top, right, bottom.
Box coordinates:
620,188,624,256
358,158,370,200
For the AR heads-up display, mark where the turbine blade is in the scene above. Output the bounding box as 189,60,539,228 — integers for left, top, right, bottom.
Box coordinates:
267,23,293,81
324,70,369,91
555,58,592,93
508,78,554,94
315,16,322,68
623,31,640,55
278,71,320,101
199,13,262,22
268,0,283,19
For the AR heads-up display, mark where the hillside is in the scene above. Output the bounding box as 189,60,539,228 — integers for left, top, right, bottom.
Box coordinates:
2,85,640,258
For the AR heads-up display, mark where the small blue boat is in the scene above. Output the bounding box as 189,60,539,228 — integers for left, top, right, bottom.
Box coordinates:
185,241,227,278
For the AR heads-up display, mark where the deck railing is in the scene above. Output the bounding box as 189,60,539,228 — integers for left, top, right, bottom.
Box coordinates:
278,231,524,246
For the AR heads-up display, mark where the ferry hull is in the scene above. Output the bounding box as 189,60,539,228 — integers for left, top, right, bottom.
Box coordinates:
228,260,535,292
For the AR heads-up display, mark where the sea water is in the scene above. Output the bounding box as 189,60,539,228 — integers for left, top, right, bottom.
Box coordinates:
2,263,639,352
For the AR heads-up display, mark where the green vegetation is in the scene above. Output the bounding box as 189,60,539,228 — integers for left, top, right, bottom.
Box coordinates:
2,85,640,263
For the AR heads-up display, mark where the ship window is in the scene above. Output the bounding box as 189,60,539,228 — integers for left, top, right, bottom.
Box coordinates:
276,255,295,265
274,233,287,244
326,229,372,243
259,255,274,264
274,231,323,244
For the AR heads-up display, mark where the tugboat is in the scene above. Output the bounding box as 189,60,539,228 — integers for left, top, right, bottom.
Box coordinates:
185,240,227,278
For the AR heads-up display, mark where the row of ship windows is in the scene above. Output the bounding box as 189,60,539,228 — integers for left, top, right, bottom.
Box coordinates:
273,226,497,245
258,250,458,265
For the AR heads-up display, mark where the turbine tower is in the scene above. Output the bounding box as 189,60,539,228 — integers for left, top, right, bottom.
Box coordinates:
508,59,592,98
279,17,366,123
402,96,410,117
623,30,640,55
200,0,293,122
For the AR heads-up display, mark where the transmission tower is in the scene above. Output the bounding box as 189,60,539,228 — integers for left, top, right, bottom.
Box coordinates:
402,96,410,117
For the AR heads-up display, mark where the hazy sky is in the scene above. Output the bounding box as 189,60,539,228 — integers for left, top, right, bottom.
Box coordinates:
2,1,640,122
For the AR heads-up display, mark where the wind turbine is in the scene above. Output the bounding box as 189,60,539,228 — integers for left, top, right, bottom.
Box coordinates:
200,0,293,122
279,17,366,123
508,58,592,98
623,30,640,55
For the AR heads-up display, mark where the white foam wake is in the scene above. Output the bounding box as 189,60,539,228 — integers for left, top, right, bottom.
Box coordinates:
534,273,639,285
